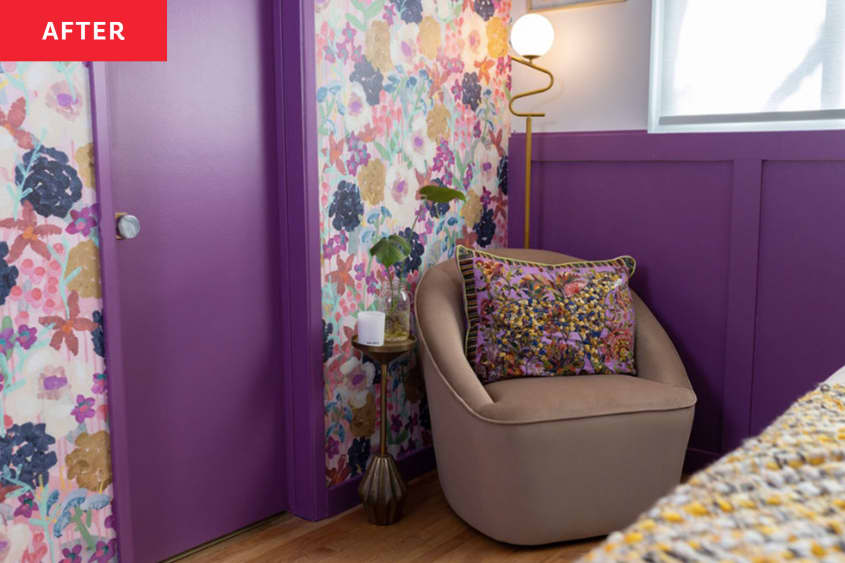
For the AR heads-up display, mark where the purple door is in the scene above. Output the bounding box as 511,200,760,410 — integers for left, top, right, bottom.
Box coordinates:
100,1,285,560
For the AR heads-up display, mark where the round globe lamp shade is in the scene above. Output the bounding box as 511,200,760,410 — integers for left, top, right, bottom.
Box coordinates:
510,14,555,58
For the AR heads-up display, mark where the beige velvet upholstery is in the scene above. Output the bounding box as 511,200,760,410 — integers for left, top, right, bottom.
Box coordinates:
415,248,696,545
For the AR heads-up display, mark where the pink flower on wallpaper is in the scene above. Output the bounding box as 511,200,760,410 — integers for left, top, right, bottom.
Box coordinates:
38,366,69,400
72,394,96,423
390,175,409,204
89,539,118,563
66,205,99,237
13,492,37,518
46,81,83,119
59,545,83,563
325,436,340,457
92,372,108,394
16,324,37,349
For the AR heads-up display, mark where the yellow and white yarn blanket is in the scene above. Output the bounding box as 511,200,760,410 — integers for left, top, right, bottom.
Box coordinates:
583,383,845,562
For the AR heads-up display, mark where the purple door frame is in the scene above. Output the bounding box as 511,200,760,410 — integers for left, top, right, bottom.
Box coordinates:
89,1,326,560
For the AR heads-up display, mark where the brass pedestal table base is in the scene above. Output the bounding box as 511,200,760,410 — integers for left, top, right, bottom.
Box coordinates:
352,336,416,525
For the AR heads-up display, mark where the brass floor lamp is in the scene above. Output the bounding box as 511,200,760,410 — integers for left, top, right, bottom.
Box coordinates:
509,14,555,248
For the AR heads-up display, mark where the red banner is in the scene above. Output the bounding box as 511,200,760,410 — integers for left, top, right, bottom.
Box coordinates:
1,1,167,61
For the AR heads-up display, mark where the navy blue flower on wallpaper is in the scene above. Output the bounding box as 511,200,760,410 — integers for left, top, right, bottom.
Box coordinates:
426,178,451,218
0,422,58,489
393,0,423,23
0,242,19,305
347,436,371,476
474,208,496,247
474,0,496,20
350,59,384,106
322,319,334,363
461,73,482,111
497,157,508,196
426,200,450,218
329,180,365,232
17,146,83,219
92,310,105,358
393,227,424,278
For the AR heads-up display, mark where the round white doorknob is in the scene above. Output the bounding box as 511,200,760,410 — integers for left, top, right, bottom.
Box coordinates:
116,213,141,240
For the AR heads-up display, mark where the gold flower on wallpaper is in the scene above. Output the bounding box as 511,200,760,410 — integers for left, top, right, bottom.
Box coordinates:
461,191,482,227
426,103,450,142
366,21,393,74
358,159,386,206
486,18,508,59
418,17,442,60
349,392,377,437
66,240,102,298
66,431,113,491
75,143,96,189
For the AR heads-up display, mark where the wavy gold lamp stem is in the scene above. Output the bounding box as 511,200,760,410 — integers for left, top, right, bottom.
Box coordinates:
509,55,554,248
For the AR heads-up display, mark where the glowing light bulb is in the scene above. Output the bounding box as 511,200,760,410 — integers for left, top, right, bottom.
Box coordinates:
509,13,555,58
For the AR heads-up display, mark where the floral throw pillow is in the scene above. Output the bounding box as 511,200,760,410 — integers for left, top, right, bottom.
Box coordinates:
457,246,637,384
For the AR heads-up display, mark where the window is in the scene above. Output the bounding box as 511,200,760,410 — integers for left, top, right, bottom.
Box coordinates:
649,0,845,133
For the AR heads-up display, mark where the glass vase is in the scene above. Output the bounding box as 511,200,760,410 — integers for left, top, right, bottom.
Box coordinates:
380,276,410,342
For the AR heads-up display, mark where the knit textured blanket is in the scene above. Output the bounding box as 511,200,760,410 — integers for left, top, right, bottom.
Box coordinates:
583,383,845,562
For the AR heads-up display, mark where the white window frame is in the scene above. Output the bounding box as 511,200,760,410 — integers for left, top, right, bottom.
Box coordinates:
648,0,845,134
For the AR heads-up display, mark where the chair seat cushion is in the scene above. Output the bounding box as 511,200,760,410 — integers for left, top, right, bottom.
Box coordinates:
477,374,696,423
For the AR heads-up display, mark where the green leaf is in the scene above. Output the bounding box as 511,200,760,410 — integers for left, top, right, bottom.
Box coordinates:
388,234,411,254
375,141,391,161
366,0,386,19
418,185,466,203
345,12,366,31
370,235,411,268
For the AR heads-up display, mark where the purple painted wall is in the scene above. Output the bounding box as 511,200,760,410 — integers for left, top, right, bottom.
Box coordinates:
509,129,845,462
753,161,845,434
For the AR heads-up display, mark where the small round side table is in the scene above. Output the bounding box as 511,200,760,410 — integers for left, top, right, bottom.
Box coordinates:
351,335,416,525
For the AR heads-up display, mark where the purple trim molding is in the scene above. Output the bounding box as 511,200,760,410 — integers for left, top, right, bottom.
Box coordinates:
509,129,845,460
273,0,326,520
89,62,136,561
274,0,327,521
721,159,762,450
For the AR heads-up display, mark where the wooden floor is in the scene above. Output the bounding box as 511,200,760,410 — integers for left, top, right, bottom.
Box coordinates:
175,472,604,562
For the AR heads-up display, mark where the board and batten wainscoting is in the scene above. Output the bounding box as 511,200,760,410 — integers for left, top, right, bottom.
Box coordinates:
509,129,845,468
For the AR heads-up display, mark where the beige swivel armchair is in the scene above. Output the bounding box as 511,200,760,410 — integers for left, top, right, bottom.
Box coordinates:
415,248,696,545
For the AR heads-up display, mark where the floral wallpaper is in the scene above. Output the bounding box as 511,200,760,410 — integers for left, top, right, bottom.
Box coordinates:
316,0,511,487
0,63,117,562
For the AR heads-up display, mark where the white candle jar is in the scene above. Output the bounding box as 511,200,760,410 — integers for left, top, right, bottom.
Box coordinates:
357,311,386,346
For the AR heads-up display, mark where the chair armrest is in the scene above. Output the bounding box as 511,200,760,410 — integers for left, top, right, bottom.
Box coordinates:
415,264,493,412
633,292,693,391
